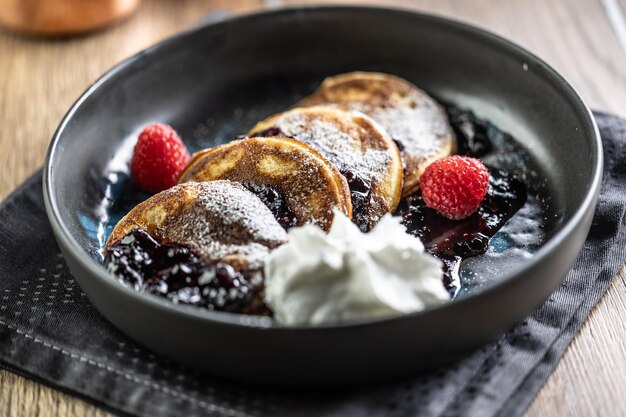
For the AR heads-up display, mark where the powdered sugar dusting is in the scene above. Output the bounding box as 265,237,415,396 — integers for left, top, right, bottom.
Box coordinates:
360,92,452,161
180,137,350,230
162,181,287,269
269,109,391,186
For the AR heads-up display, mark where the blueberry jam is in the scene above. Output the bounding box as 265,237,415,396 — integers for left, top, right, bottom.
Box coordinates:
341,169,374,232
392,139,405,152
104,229,268,314
396,170,527,295
392,139,408,175
444,104,493,157
241,182,298,230
253,127,287,138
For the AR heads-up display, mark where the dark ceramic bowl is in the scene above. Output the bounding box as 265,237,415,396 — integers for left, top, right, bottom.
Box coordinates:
43,6,602,385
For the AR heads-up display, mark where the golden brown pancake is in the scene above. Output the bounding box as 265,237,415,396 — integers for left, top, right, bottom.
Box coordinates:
105,181,288,271
249,105,402,230
177,136,352,231
299,71,456,196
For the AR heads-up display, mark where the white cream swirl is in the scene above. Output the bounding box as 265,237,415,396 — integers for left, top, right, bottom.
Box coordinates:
264,212,449,326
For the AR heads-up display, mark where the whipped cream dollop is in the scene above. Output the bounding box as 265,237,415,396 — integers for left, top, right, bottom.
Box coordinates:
264,212,449,326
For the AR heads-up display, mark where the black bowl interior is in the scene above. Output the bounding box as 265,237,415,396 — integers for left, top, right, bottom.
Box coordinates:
44,7,600,384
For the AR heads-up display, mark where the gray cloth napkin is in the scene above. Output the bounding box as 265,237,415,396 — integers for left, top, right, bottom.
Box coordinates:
0,112,624,417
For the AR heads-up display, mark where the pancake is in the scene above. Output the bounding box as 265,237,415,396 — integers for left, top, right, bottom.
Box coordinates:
299,71,456,196
177,136,352,231
249,105,403,231
106,181,287,271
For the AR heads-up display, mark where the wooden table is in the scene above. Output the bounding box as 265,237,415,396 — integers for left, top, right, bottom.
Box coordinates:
1,0,625,415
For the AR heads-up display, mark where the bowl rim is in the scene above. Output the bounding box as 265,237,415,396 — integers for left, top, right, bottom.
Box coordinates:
43,5,603,331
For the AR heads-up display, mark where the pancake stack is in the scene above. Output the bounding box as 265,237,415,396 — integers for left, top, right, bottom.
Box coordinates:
106,72,457,312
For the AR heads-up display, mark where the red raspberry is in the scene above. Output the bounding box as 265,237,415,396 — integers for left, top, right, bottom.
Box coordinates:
130,123,190,193
419,155,489,220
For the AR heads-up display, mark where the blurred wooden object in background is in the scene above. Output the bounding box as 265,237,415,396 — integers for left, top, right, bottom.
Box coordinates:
0,0,140,35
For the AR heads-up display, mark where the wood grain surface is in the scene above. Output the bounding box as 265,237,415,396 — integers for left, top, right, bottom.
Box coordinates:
1,0,625,416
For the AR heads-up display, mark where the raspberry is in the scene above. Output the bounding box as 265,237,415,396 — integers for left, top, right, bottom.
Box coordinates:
130,123,190,193
419,155,489,220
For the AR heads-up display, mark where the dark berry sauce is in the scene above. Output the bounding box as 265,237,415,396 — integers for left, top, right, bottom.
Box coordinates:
390,103,534,296
445,104,493,157
241,182,298,230
105,229,269,314
341,169,373,232
392,139,405,152
396,170,527,295
253,127,287,138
